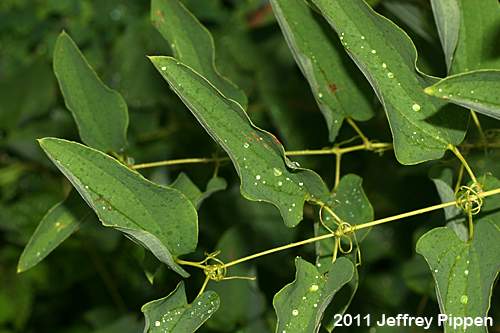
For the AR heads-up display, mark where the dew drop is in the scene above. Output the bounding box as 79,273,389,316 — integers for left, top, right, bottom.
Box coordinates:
155,321,161,327
161,66,167,71
460,295,468,304
387,72,394,79
470,90,474,94
278,181,283,186
412,103,421,112
318,92,323,98
361,35,365,40
273,168,283,176
434,269,439,273
298,182,304,186
243,142,250,148
309,284,319,292
382,63,387,69
292,309,299,316
255,175,261,180
371,49,377,54
464,270,469,276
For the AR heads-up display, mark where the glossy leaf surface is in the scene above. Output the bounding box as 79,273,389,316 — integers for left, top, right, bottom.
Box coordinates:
425,70,500,120
417,176,500,333
270,0,373,141
151,0,247,108
17,191,90,272
273,257,354,333
311,0,468,164
142,282,219,333
150,57,330,227
53,32,129,152
450,0,500,74
430,0,460,72
39,138,198,277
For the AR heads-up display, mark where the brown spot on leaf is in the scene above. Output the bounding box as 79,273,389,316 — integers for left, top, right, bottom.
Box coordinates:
328,83,338,93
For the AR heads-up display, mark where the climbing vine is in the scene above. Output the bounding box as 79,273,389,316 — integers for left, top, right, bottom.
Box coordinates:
6,0,500,332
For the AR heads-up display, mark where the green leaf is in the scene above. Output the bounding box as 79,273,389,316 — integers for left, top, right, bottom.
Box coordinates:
142,282,219,333
170,173,202,207
17,191,90,273
449,0,500,74
151,0,247,108
206,227,266,331
53,32,129,152
273,257,354,333
171,173,227,210
311,0,468,165
270,0,373,141
321,268,359,332
150,57,330,227
315,174,374,269
38,138,198,277
430,0,460,72
429,167,468,241
425,70,500,120
416,176,500,333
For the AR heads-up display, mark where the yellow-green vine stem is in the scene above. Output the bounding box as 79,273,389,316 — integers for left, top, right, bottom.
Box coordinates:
131,142,393,170
448,144,479,185
187,187,500,270
470,110,488,149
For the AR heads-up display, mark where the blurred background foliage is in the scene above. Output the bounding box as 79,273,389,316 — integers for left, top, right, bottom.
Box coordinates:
0,0,499,332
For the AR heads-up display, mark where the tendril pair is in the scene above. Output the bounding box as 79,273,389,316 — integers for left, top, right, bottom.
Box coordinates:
188,251,255,297
319,205,362,266
455,183,483,241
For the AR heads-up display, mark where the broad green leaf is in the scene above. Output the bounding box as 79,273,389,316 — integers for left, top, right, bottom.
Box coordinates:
17,191,91,273
311,0,468,165
425,70,500,120
53,32,129,152
273,257,354,333
321,268,359,332
141,282,219,333
171,173,227,210
430,0,460,72
38,138,198,277
206,227,266,331
170,173,202,207
429,167,468,241
315,174,374,269
151,0,247,108
150,57,330,227
270,0,373,141
450,0,500,74
416,176,500,333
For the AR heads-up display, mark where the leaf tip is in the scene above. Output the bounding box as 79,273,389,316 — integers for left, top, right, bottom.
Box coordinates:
424,86,436,96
